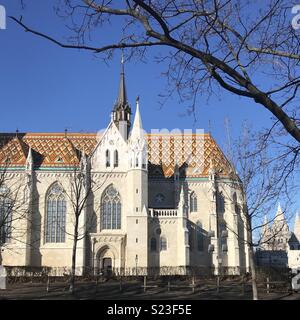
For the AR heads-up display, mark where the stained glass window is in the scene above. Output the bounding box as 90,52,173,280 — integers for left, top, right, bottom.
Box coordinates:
0,186,12,244
101,185,121,230
45,183,66,243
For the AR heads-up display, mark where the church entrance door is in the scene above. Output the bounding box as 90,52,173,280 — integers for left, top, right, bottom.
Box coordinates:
103,257,112,276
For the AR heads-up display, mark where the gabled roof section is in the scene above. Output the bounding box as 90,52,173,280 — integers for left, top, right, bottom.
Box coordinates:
0,134,28,166
0,133,96,168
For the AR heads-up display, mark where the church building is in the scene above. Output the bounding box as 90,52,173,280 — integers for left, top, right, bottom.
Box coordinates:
257,204,300,270
0,61,250,276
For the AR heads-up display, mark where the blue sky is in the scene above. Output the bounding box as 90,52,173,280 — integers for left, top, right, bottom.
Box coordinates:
0,1,298,227
0,1,273,137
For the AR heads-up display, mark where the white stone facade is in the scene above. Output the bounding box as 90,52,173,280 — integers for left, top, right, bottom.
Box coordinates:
0,66,250,276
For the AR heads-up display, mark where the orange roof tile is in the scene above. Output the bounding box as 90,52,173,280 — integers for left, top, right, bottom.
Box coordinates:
0,132,232,177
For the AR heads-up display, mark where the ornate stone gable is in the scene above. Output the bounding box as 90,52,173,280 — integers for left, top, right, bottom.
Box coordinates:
90,121,129,172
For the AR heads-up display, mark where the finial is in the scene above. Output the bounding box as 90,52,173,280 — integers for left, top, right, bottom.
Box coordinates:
278,202,282,212
136,95,140,102
16,128,19,138
64,128,68,137
121,50,124,65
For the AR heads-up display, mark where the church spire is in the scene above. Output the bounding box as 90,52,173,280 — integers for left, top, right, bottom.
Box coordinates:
130,96,143,138
274,202,284,222
262,215,270,234
294,211,300,241
116,53,127,108
112,53,131,140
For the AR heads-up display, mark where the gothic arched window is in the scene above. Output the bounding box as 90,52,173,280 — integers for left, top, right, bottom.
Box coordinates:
45,183,66,243
106,150,110,167
114,150,119,168
101,185,121,230
217,192,225,214
0,186,12,244
150,237,157,251
160,236,167,251
190,192,197,212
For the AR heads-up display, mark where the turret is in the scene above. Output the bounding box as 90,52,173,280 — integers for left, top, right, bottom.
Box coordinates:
25,147,34,172
260,215,271,250
294,212,300,242
273,203,289,232
128,96,147,170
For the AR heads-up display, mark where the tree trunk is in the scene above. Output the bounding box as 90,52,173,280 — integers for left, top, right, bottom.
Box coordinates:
69,216,79,294
244,207,258,300
248,244,258,300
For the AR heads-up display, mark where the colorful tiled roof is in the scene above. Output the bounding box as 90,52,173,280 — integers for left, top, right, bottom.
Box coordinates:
0,132,232,177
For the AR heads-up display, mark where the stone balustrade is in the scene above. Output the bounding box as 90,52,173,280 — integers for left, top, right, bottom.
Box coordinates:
149,208,178,217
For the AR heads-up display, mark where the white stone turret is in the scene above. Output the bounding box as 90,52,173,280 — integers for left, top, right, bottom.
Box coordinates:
128,96,147,171
273,203,289,233
25,147,34,172
262,215,270,237
260,215,271,250
177,184,189,267
24,147,34,265
294,212,300,242
178,184,186,217
126,96,148,269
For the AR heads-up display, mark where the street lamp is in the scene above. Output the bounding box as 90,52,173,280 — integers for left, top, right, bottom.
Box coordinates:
135,255,138,277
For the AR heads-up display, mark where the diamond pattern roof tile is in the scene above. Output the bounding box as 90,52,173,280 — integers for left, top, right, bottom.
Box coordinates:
0,132,232,176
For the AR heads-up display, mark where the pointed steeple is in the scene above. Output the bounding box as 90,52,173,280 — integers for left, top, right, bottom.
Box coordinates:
178,184,185,216
294,211,300,241
25,147,34,171
260,215,271,250
208,158,216,181
112,54,131,140
130,96,143,138
272,202,289,235
275,202,284,222
262,215,270,234
116,53,127,108
80,148,88,171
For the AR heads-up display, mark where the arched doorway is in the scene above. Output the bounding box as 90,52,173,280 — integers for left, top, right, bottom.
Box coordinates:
103,257,112,276
96,245,116,276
